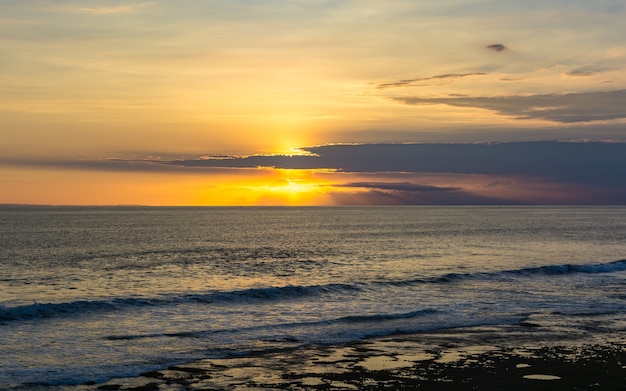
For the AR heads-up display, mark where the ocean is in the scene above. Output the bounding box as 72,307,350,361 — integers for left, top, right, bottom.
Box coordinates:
1,206,625,388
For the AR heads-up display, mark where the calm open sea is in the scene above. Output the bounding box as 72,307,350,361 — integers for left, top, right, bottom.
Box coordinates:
1,206,625,388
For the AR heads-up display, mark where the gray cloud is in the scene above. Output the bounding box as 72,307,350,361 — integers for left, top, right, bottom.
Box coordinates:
487,43,506,52
377,73,486,90
564,68,598,77
394,90,626,123
335,182,459,192
0,156,255,174
330,181,509,205
168,154,321,170
166,141,626,190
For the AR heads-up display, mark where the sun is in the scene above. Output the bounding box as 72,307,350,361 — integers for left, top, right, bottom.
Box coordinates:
245,169,331,205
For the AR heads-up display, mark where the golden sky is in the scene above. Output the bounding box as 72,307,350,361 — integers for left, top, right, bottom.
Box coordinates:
1,1,626,205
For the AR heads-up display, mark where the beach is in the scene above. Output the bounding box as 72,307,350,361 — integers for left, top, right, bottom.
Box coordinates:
91,323,626,390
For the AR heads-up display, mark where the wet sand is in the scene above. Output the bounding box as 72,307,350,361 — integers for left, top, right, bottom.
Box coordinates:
92,324,626,390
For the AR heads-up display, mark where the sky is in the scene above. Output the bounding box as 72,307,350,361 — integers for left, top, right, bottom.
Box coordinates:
1,0,625,205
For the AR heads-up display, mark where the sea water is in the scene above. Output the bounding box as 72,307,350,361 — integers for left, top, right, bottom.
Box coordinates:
1,206,625,388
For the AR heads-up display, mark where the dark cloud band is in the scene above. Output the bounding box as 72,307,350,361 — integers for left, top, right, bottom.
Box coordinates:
166,141,626,189
335,182,459,192
5,142,625,202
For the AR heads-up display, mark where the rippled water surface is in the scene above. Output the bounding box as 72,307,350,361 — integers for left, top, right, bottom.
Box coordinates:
1,206,625,387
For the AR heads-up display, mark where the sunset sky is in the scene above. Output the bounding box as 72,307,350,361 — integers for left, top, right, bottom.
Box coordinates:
1,0,625,205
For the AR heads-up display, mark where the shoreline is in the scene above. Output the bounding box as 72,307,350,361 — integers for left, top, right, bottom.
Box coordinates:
88,323,626,391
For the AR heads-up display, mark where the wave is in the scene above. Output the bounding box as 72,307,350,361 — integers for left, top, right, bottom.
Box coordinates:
0,298,151,322
2,259,623,323
0,283,360,322
505,259,626,276
392,259,626,286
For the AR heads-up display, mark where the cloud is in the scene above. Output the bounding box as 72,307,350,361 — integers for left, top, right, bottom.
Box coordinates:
394,90,626,123
0,156,247,174
5,142,625,204
5,142,624,202
486,43,506,52
335,182,459,192
52,2,153,15
10,142,622,190
329,181,469,205
163,141,626,197
329,181,531,205
168,154,322,170
563,68,598,77
377,73,486,90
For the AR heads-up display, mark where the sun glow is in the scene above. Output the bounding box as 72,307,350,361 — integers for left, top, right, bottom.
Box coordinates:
237,169,334,205
266,178,318,194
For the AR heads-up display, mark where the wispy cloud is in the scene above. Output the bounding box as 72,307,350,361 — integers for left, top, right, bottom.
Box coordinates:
394,90,626,123
55,2,153,15
563,68,599,77
377,73,486,90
